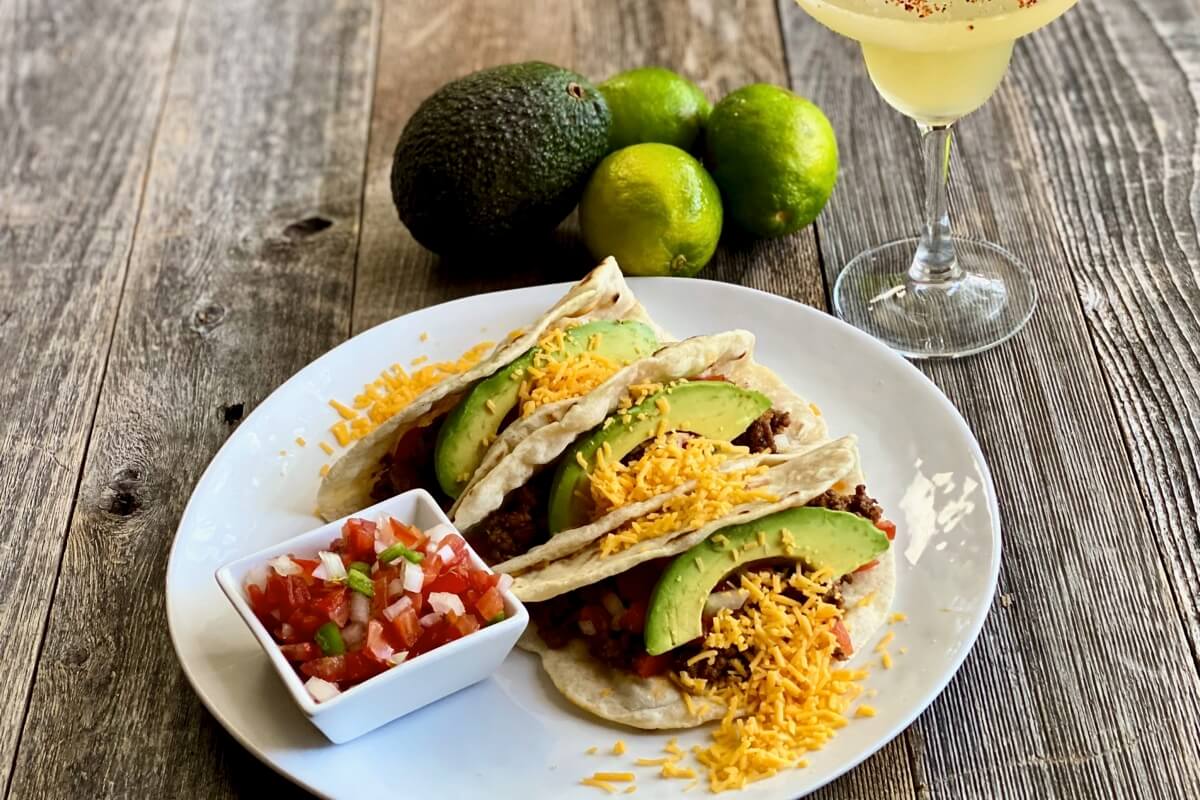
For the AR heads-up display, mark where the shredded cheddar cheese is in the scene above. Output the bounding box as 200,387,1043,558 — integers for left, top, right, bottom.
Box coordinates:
586,746,599,755
686,567,868,792
588,434,777,555
318,441,334,455
889,612,908,624
516,328,621,416
295,436,306,447
327,341,493,447
612,740,627,756
855,705,877,718
319,464,330,477
593,773,634,783
581,777,615,793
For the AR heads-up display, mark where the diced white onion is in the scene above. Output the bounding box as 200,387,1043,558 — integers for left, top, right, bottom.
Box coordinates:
578,619,597,636
245,565,270,590
387,578,405,597
388,651,409,667
419,612,443,628
305,676,341,703
268,555,302,577
402,561,424,594
436,544,456,564
349,591,371,624
497,573,514,592
367,621,394,662
278,623,295,640
313,551,347,582
342,622,365,649
601,591,625,620
704,589,749,617
428,592,465,617
374,517,397,553
425,523,457,544
382,595,413,622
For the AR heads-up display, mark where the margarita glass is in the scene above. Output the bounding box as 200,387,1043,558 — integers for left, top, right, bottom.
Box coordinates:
795,0,1077,358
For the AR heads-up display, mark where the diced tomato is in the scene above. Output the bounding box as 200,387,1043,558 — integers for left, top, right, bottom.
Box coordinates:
246,583,270,620
283,612,325,640
448,611,480,638
389,518,427,550
311,586,350,627
410,618,458,657
469,569,498,593
342,518,377,561
853,559,879,574
876,519,897,541
279,642,320,662
428,570,469,595
391,607,422,649
475,586,505,621
266,574,310,618
341,650,388,682
619,599,647,634
421,554,444,588
292,557,320,576
301,655,346,682
632,652,672,677
831,620,854,658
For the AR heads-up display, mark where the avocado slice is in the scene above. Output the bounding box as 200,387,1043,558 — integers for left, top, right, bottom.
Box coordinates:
546,381,771,534
434,320,658,499
643,507,889,655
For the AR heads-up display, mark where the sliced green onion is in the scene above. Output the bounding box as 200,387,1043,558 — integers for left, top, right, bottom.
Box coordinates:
348,561,371,575
314,622,345,656
346,569,375,597
487,612,507,625
378,543,424,565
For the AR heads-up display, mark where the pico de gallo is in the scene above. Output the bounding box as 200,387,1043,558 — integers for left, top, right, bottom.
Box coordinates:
244,515,511,702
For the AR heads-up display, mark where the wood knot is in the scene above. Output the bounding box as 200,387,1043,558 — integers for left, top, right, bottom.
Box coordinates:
223,402,244,424
103,467,142,517
190,302,226,335
283,216,333,239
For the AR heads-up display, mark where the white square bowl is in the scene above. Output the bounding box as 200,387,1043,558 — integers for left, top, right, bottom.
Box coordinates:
214,489,529,743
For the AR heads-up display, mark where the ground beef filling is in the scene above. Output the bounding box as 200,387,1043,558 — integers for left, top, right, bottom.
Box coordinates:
466,472,552,565
371,421,443,504
732,408,791,454
806,484,883,523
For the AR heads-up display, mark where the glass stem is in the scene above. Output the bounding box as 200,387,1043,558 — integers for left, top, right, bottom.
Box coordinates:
910,123,962,284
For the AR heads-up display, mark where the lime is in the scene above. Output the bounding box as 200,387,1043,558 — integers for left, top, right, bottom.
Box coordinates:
599,68,711,152
704,84,837,238
579,143,723,278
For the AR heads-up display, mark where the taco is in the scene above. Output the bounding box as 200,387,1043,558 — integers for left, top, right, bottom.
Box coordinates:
456,348,828,566
513,436,897,748
317,258,665,521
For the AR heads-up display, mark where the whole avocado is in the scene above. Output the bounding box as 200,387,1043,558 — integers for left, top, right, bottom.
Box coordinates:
391,62,611,256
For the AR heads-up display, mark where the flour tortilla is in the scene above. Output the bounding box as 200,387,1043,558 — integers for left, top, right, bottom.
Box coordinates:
317,258,652,521
519,438,895,730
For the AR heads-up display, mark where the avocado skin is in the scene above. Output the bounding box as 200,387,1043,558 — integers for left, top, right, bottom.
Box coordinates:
547,381,772,534
433,320,659,499
643,507,890,656
391,62,611,256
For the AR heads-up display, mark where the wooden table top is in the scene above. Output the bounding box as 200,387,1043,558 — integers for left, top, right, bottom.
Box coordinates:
4,0,1199,797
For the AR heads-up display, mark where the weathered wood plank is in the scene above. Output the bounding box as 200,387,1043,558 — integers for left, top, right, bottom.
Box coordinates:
0,0,186,793
4,1,377,797
779,0,1200,797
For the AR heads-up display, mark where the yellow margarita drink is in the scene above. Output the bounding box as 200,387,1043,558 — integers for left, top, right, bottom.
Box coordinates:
795,0,1078,124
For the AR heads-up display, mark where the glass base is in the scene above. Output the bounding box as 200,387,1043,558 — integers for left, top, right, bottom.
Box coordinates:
832,237,1036,359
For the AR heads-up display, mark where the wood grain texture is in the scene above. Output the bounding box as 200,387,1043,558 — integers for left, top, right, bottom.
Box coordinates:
0,0,186,792
4,1,376,797
779,0,1200,797
1026,0,1200,661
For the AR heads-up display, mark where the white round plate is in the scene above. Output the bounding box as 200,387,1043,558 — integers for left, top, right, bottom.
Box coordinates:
167,278,999,799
